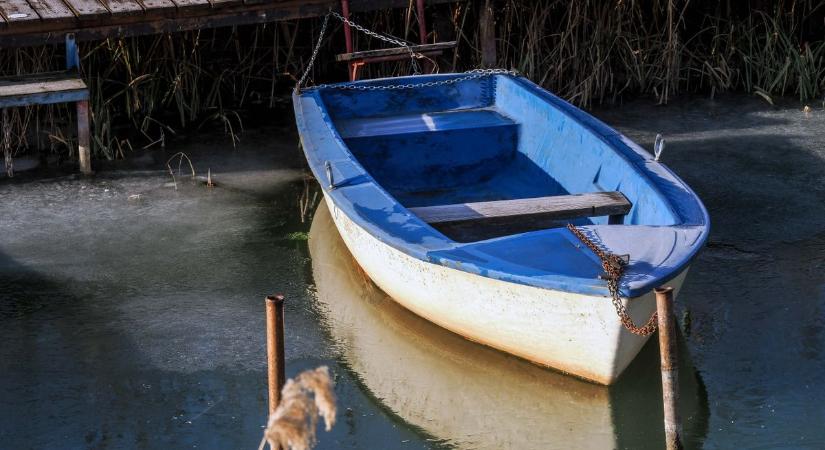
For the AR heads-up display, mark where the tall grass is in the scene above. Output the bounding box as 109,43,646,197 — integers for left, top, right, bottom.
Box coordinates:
1,1,823,167
482,0,825,107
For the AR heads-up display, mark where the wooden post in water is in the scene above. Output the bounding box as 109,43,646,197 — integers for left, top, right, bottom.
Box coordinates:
655,287,682,450
266,294,286,416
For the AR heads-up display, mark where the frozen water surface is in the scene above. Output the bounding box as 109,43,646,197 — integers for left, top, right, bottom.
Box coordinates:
1,96,824,449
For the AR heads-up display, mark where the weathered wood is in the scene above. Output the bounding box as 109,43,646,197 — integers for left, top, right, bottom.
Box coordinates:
98,0,145,15
409,191,632,224
336,40,456,62
265,295,286,416
133,0,175,12
27,0,75,22
655,287,682,450
479,0,495,67
63,0,109,18
76,99,91,174
0,71,88,107
0,0,40,23
168,0,210,11
0,0,460,47
207,0,242,8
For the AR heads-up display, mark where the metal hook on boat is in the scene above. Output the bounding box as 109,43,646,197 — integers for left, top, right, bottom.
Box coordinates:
325,160,336,190
654,134,666,162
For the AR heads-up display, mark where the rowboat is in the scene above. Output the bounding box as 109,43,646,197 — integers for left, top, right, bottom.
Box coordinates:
293,71,709,385
308,201,708,449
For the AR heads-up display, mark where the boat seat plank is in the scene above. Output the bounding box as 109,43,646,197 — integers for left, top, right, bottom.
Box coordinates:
336,41,457,62
0,71,88,107
409,191,632,224
336,108,515,139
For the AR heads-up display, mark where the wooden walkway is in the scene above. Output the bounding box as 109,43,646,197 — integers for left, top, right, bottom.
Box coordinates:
0,0,455,47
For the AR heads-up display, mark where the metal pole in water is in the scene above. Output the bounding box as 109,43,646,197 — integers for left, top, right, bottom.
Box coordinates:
655,287,682,450
266,294,286,416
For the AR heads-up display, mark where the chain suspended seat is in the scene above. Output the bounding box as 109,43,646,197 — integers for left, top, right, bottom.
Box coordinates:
335,0,457,81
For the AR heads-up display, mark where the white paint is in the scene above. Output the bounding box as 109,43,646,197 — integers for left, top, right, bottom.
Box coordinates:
324,193,687,385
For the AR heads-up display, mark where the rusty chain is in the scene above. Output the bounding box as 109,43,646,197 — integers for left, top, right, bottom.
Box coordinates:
566,224,658,336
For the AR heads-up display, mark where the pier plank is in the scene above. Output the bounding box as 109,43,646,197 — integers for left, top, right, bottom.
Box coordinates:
0,0,40,23
0,0,459,45
169,0,210,11
134,0,174,12
63,0,109,18
98,0,144,15
26,0,75,22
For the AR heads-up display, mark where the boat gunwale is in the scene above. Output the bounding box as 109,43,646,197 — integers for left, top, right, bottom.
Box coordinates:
293,73,710,298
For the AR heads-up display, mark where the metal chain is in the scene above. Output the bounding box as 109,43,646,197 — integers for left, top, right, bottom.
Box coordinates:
295,10,518,92
328,10,422,75
296,13,331,92
566,224,658,336
311,68,519,91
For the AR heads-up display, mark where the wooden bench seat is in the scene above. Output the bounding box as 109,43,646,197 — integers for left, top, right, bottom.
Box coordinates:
408,191,632,225
0,71,88,108
0,43,91,175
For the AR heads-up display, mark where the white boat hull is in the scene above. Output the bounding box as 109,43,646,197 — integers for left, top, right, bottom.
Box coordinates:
324,194,687,385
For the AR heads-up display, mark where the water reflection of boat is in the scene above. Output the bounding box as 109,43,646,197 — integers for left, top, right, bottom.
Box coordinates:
309,203,708,450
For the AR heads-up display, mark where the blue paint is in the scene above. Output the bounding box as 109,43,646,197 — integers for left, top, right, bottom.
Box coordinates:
0,90,89,108
65,34,79,71
293,73,709,297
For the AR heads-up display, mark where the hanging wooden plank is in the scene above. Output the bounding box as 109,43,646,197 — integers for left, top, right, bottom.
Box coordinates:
98,0,144,15
26,0,75,22
62,0,108,18
336,41,456,62
0,0,40,24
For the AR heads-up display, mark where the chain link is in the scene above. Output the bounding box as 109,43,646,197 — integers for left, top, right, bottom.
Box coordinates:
566,224,658,336
311,68,519,91
294,10,518,92
296,13,331,91
328,10,421,75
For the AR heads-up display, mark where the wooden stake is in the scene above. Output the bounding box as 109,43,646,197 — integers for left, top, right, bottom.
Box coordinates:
479,0,496,68
655,287,682,450
76,100,91,175
266,294,286,416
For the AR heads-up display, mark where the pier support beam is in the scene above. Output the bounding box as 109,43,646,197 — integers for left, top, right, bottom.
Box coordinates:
266,294,286,416
655,287,682,450
66,33,91,175
479,0,496,67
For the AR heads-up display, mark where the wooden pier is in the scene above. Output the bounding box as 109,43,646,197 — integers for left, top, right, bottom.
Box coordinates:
0,0,457,47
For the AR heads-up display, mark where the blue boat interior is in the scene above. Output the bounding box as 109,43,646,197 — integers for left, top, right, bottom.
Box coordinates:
294,73,709,297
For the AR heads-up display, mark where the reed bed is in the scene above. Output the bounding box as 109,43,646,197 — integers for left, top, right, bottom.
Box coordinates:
0,0,823,166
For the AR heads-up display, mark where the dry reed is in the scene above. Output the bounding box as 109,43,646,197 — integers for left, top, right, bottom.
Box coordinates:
259,366,337,450
1,1,823,165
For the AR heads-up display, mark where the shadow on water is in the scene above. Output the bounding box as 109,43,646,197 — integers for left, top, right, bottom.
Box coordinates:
0,249,269,449
0,124,436,450
600,98,825,448
308,201,709,450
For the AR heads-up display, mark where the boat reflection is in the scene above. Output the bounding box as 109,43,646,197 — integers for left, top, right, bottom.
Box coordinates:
309,202,708,449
